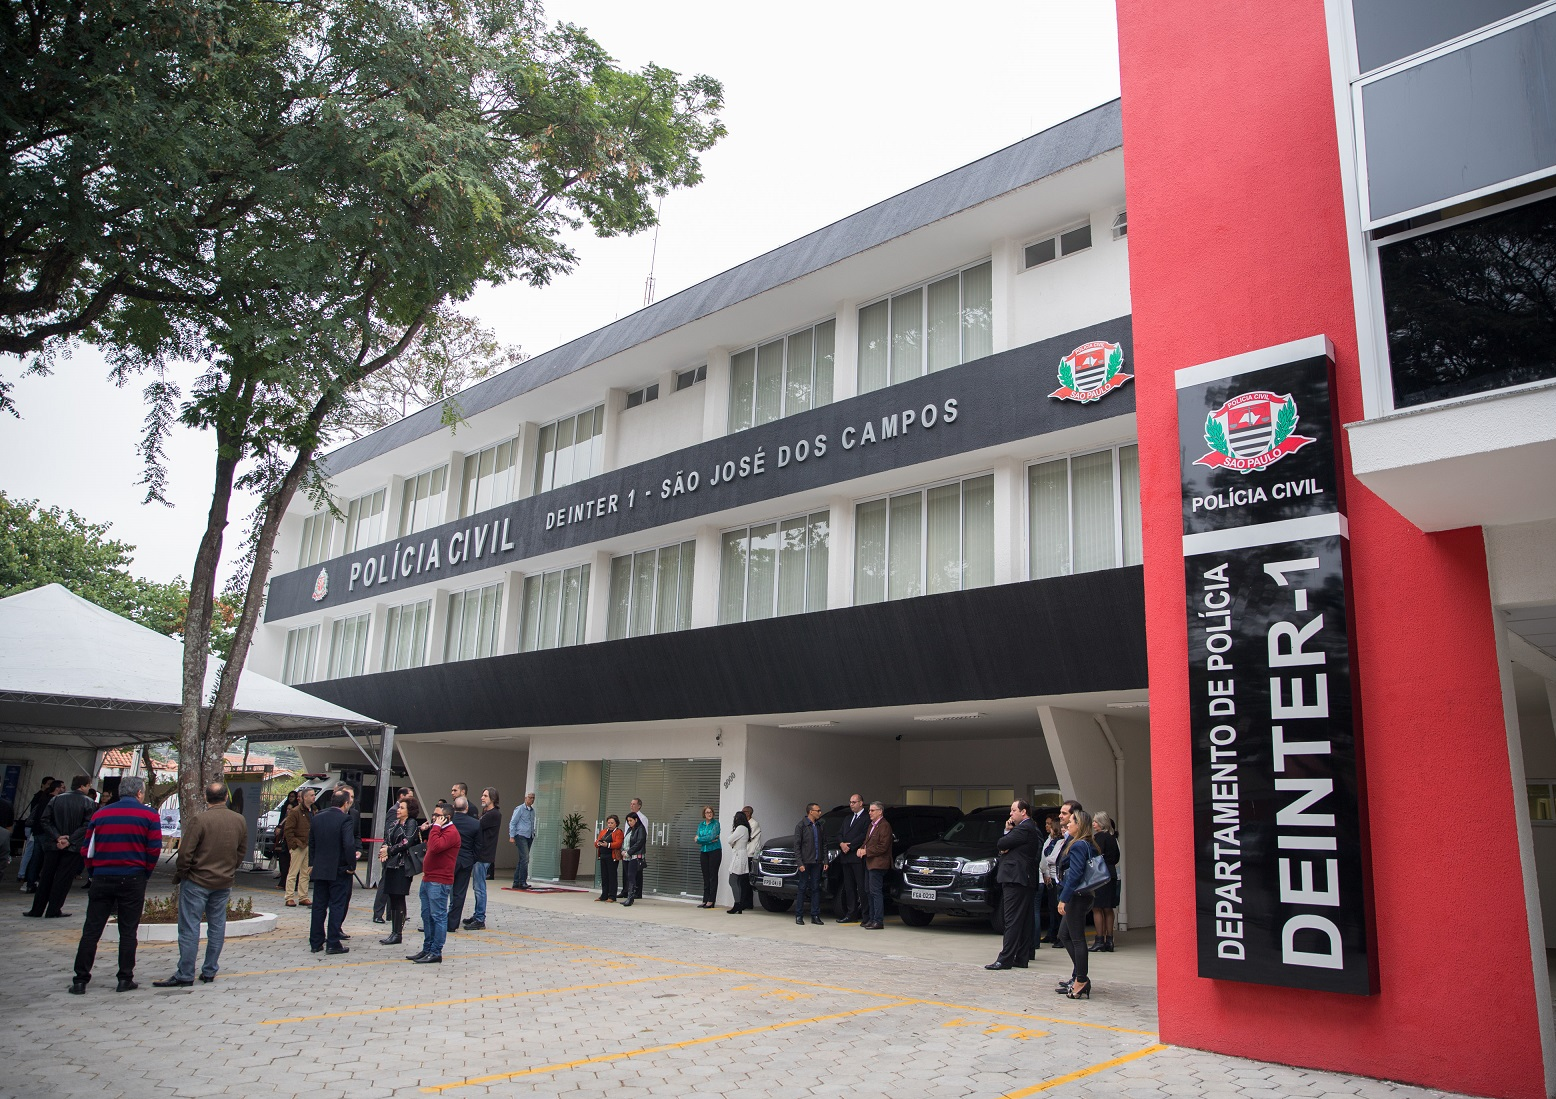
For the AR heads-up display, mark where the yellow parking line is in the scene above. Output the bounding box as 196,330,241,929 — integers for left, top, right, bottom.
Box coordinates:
260,970,706,1025
420,1000,916,1093
997,1043,1167,1097
221,947,554,979
485,930,1158,1037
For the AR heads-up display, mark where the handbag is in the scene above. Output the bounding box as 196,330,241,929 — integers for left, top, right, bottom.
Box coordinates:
1077,850,1111,894
404,842,425,877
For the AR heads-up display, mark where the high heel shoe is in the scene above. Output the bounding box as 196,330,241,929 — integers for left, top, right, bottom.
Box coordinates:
1054,979,1074,994
1066,980,1091,999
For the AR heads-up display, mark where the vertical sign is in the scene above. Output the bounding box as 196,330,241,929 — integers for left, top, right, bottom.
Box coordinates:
1176,335,1376,995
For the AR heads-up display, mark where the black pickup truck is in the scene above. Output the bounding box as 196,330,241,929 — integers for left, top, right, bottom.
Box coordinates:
749,804,962,916
890,807,1016,931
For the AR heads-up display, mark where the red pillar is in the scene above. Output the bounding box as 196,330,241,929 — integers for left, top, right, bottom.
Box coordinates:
1116,4,1548,1096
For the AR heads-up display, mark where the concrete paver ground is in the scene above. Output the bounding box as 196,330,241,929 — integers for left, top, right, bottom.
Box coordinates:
0,870,1473,1099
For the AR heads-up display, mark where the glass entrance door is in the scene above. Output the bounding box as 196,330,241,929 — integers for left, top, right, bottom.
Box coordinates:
600,758,721,899
531,760,565,881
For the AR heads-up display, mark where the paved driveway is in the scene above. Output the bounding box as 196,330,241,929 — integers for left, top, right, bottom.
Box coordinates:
0,878,1467,1099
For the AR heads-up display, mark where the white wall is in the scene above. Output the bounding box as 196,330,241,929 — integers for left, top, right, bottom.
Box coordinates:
390,740,529,872
743,725,900,840
1008,206,1132,351
612,380,707,469
898,734,1057,795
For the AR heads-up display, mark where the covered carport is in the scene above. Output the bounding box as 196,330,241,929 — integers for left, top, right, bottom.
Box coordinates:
0,584,393,872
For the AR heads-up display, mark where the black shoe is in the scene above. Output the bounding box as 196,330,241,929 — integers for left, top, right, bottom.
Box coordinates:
44,911,71,919
379,933,403,945
810,917,824,925
726,908,740,914
310,945,324,953
152,977,194,988
372,916,386,924
865,922,883,930
68,979,87,995
414,954,442,964
21,909,40,918
1088,941,1104,952
838,917,858,924
795,915,805,925
115,979,137,992
1066,980,1091,999
464,921,485,930
199,975,215,984
325,944,349,955
1102,941,1115,952
621,900,633,907
406,951,428,961
446,925,460,933
339,932,351,940
986,962,1013,970
1014,961,1029,969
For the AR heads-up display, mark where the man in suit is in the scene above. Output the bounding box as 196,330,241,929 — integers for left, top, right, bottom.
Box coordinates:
24,775,97,919
987,800,1042,971
860,800,894,930
444,796,481,932
834,794,868,924
308,790,358,954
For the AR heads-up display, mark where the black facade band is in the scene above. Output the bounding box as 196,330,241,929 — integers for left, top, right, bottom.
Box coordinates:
297,568,1146,735
267,316,1134,622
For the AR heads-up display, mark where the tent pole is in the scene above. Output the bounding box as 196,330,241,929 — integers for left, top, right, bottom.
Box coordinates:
368,725,396,888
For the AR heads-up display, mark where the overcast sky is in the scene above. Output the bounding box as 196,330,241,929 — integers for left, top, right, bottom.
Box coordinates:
0,0,1120,585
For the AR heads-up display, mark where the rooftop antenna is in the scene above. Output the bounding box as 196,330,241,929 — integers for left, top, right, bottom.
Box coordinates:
643,194,664,307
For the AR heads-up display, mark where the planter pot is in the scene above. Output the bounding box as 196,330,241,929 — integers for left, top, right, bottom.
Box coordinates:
559,848,582,881
110,911,278,942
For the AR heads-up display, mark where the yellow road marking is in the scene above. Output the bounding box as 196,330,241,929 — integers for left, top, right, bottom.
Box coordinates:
420,1000,916,1093
222,948,551,979
260,971,705,1025
997,1043,1168,1097
483,929,1157,1036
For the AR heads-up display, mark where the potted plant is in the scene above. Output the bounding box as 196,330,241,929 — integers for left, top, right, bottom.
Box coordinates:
114,887,277,942
559,811,586,880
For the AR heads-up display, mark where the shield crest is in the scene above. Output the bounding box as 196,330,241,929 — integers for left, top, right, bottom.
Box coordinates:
1223,398,1277,458
1050,340,1131,403
311,567,329,602
1195,389,1316,473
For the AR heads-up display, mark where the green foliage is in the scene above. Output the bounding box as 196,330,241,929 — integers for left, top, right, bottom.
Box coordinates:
141,888,255,924
560,811,587,849
1105,345,1124,381
1272,398,1297,446
1203,413,1233,457
1058,360,1077,392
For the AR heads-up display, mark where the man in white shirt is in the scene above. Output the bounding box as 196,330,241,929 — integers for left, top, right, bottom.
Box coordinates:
507,792,536,890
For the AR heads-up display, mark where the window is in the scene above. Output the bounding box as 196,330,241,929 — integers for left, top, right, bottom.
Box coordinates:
903,786,1017,816
854,475,995,605
727,319,836,432
1028,444,1142,579
675,364,707,392
1023,223,1092,270
1111,210,1128,240
520,565,591,651
398,465,448,537
382,599,432,671
298,513,337,569
1379,192,1556,407
625,383,659,409
534,405,605,495
857,262,992,394
280,624,320,685
343,489,386,553
719,512,829,623
444,582,503,662
607,541,695,639
1529,781,1556,823
459,440,516,519
326,614,372,679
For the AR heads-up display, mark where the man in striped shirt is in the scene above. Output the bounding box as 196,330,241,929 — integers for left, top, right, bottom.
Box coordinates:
70,775,162,994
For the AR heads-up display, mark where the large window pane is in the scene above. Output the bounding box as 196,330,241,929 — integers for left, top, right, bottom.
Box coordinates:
676,542,695,631
961,261,993,363
607,556,632,641
1071,450,1117,573
890,287,923,385
533,422,556,495
539,571,562,650
558,566,585,648
785,328,814,415
1028,459,1070,579
444,591,467,662
521,575,543,651
552,414,576,490
728,348,756,432
753,340,784,427
1119,445,1143,567
813,320,836,408
858,300,889,394
776,517,809,617
925,482,962,594
746,523,779,620
926,275,961,374
854,498,888,604
630,551,657,637
806,512,830,612
961,474,995,589
653,545,683,634
719,530,748,625
887,491,923,600
344,489,385,553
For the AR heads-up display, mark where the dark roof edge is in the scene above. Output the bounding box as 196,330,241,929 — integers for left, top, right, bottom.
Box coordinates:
320,98,1124,477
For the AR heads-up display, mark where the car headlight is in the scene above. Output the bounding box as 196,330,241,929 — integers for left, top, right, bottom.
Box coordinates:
893,855,906,870
827,848,839,863
960,859,994,875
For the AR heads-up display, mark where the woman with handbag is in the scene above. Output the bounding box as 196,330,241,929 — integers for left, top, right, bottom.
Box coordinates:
725,810,751,913
1056,808,1100,1000
378,798,418,945
595,816,623,902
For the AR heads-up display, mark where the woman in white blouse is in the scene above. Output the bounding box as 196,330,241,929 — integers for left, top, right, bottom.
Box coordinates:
725,810,752,913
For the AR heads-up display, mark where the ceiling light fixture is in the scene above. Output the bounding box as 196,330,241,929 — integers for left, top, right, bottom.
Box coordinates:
912,712,983,723
1107,701,1150,710
778,720,836,729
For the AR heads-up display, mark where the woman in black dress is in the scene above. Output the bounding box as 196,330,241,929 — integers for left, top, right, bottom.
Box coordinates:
377,798,418,945
1089,810,1121,953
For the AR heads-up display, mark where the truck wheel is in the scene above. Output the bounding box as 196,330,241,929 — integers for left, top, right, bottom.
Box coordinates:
898,906,934,927
757,892,793,914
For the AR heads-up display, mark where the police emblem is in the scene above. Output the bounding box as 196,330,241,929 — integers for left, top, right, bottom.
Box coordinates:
1195,390,1316,474
311,567,329,602
1049,341,1131,403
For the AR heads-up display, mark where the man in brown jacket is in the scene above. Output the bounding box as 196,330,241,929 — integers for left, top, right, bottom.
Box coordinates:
282,788,315,906
860,801,894,930
153,783,248,987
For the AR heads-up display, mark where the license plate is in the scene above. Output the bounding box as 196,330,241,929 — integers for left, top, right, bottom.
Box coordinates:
761,876,783,889
911,888,936,901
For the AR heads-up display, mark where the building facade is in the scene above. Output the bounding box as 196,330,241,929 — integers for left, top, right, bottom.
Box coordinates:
256,104,1157,915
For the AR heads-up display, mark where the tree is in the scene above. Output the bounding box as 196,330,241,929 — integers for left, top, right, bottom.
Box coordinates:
326,306,527,443
80,0,724,824
0,492,240,654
